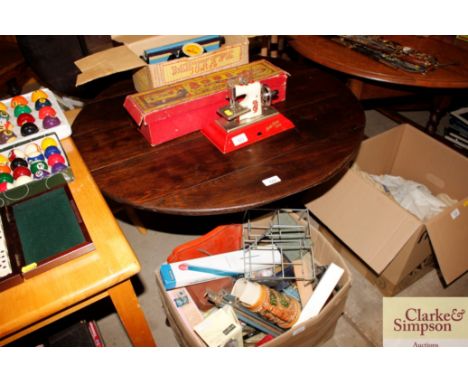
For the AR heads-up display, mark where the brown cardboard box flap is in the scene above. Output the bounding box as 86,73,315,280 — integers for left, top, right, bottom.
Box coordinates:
306,169,422,274
75,45,146,86
75,35,218,86
425,198,468,284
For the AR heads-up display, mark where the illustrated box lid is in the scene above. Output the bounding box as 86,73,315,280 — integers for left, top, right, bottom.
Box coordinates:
123,59,289,128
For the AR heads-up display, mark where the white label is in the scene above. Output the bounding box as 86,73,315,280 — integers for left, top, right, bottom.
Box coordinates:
262,175,281,186
450,208,460,220
291,326,305,336
231,133,248,146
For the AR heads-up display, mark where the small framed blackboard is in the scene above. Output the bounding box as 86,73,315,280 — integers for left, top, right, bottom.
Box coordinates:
0,185,95,290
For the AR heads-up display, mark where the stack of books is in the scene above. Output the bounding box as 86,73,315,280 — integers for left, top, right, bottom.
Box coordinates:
444,107,468,152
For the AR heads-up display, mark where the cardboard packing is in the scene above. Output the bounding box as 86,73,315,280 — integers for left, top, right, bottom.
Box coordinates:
74,35,249,92
307,124,468,293
155,211,352,347
123,60,289,146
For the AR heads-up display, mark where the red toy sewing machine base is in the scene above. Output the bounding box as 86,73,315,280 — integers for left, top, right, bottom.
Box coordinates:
201,113,294,154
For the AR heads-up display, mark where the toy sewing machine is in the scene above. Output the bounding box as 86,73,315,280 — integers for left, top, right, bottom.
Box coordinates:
201,78,294,153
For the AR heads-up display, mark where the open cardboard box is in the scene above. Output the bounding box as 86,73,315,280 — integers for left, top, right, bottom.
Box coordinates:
75,35,249,92
307,124,468,293
155,210,352,347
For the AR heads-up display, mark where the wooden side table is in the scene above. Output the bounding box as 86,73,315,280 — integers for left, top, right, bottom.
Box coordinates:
0,138,156,347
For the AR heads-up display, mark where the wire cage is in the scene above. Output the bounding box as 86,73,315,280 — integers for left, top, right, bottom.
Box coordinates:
242,209,317,286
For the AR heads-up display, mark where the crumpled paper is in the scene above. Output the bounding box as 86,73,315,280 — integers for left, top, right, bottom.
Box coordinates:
369,174,449,221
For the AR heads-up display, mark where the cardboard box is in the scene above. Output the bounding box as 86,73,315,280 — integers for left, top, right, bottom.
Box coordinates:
307,124,468,293
155,210,351,347
124,60,289,146
75,35,249,92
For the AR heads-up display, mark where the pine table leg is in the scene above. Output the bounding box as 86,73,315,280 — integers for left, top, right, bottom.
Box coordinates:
109,280,156,346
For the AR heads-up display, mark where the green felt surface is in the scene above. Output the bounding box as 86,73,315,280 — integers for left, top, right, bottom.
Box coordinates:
13,187,86,266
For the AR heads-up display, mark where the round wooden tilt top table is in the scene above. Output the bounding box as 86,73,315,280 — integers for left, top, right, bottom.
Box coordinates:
72,58,365,216
289,36,468,133
290,36,468,89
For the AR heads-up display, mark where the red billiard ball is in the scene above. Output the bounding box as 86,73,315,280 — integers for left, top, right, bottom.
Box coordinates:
13,166,32,180
47,153,65,167
38,106,56,120
17,113,35,127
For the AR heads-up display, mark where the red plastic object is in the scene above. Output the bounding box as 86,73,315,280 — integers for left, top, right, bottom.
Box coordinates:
167,224,243,263
202,113,295,153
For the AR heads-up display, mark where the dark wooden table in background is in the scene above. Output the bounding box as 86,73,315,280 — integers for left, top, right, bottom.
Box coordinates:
290,36,468,89
289,36,468,133
72,59,365,216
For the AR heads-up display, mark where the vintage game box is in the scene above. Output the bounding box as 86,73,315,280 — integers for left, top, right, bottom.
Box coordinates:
0,88,72,150
123,60,289,146
75,35,249,92
0,184,95,291
0,132,73,207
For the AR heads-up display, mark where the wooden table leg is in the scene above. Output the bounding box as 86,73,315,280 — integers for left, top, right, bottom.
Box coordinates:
108,280,156,346
426,94,452,134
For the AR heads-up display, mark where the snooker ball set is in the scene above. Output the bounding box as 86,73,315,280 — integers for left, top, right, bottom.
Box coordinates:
0,134,69,192
0,88,72,150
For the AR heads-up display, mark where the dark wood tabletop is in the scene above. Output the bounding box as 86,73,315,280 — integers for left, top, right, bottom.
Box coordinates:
72,58,365,216
290,36,468,89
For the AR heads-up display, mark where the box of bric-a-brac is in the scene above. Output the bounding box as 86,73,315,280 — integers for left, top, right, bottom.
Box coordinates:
155,209,352,347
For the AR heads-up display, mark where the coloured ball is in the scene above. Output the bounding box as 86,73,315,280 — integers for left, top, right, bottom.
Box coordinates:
44,145,61,158
0,172,14,183
24,143,41,157
0,110,9,121
47,153,65,167
14,175,33,186
8,149,26,162
17,113,35,127
14,104,32,118
27,152,45,163
51,162,67,173
31,89,48,103
33,169,50,180
35,98,52,111
41,137,58,151
20,122,39,136
38,106,56,119
43,115,60,129
10,157,28,171
13,166,32,180
10,95,28,108
0,165,11,174
30,161,48,174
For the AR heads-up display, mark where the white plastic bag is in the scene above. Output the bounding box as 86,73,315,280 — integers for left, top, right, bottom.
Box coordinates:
369,175,448,221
